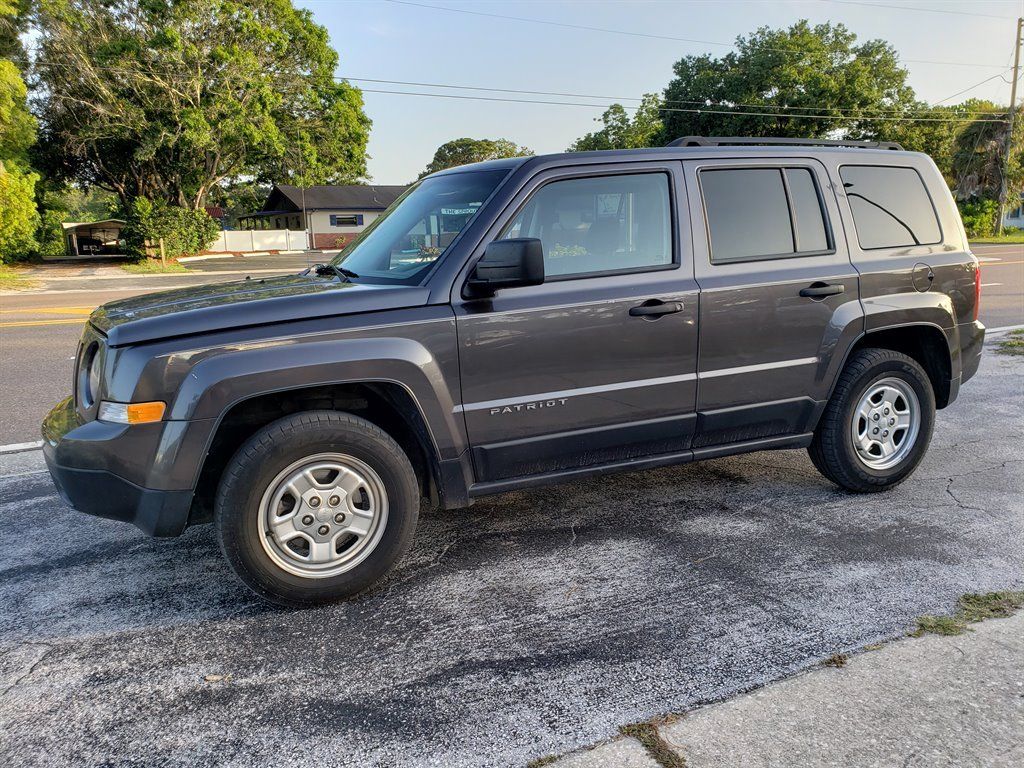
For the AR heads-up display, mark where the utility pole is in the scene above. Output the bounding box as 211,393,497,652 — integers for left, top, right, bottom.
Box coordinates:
997,16,1022,236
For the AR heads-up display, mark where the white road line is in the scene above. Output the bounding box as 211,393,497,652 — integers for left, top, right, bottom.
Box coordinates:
0,440,44,454
981,282,1003,287
977,257,1003,262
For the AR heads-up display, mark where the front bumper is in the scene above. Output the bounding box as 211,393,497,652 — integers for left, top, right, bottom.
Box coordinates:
42,397,193,537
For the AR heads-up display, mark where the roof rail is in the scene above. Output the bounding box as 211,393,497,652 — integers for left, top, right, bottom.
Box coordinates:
666,135,904,151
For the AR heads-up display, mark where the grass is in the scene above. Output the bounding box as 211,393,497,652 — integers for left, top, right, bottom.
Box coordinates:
995,329,1024,357
970,232,1024,244
913,591,1024,637
0,264,39,290
121,259,188,274
620,718,687,768
525,757,559,768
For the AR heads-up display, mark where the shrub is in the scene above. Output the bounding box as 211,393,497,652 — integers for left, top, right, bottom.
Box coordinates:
0,164,40,264
957,198,999,238
36,206,70,260
123,198,220,260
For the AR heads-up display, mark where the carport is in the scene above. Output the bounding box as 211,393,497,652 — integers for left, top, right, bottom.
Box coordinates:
60,219,127,259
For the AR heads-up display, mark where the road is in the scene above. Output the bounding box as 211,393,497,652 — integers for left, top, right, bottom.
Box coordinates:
0,346,1021,767
2,245,1019,447
974,242,1024,328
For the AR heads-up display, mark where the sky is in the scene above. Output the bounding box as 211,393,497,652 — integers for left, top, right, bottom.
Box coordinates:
298,0,1023,184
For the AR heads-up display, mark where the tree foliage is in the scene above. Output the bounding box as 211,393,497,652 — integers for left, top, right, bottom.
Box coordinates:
659,21,914,142
419,137,532,178
0,0,38,262
0,0,29,69
33,0,371,211
568,94,663,151
949,102,1024,202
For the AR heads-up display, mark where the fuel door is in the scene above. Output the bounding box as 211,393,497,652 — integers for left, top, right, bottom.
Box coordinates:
911,262,934,293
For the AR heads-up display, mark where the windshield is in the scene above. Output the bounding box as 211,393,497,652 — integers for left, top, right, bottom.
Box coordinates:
331,169,509,284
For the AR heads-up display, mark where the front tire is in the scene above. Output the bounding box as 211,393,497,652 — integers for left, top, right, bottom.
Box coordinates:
215,411,419,607
809,348,935,492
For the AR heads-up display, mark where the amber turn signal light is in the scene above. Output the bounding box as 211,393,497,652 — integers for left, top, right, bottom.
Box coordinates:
97,401,166,424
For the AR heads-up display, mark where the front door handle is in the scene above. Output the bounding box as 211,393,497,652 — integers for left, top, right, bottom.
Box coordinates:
629,300,684,317
799,283,845,298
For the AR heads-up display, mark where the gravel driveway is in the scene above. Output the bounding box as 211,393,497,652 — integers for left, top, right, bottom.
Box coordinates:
1,345,1021,768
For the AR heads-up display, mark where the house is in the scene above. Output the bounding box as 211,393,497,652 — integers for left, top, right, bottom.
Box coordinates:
239,184,407,249
58,219,126,259
1003,192,1024,230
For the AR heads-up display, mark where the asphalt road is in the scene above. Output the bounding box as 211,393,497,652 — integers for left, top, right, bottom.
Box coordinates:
1,245,1020,447
0,346,1021,767
975,242,1024,328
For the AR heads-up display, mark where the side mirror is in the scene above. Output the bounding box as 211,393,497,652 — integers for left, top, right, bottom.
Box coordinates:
466,238,545,297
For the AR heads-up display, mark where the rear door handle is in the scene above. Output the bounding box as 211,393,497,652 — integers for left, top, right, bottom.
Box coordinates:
629,301,684,317
799,283,845,298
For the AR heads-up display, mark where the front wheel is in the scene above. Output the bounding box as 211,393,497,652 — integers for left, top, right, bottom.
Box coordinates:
215,411,419,606
809,348,935,492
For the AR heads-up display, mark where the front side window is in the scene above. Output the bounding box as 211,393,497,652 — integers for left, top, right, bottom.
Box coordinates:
332,169,508,284
700,167,832,264
499,173,672,278
839,165,942,249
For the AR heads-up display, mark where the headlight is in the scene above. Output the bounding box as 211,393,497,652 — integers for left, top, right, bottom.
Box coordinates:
79,342,100,407
87,349,103,405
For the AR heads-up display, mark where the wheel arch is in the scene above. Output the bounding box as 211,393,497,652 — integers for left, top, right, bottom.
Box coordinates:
830,322,954,409
187,380,443,528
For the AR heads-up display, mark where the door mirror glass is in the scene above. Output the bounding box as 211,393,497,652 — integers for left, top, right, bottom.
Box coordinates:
466,238,545,296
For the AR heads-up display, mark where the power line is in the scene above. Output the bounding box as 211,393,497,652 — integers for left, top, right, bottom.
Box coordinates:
379,0,1009,70
33,60,1014,117
340,75,1010,117
933,70,1012,105
817,0,1017,20
357,86,1007,122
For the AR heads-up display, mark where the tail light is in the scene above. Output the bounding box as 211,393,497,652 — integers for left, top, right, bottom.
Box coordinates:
973,265,981,322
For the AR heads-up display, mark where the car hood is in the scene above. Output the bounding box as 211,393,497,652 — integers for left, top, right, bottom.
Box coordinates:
91,274,431,346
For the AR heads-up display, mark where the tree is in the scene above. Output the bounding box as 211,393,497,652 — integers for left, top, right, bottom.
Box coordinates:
33,0,371,212
568,94,664,151
0,0,28,69
948,101,1023,202
419,137,532,178
659,21,915,142
0,0,38,263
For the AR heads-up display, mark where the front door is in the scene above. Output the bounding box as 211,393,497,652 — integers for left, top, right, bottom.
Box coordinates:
454,164,700,484
682,157,862,447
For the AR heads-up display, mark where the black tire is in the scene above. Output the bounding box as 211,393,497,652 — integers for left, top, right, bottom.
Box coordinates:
809,348,935,493
215,411,419,607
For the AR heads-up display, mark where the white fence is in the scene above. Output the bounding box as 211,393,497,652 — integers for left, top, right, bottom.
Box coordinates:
206,229,310,253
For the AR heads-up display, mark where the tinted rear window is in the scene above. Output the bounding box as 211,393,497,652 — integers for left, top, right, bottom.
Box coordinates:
700,167,831,263
839,165,941,249
786,168,829,252
701,169,793,262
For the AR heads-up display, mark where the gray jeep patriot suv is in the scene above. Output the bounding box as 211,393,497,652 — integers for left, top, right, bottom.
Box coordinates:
42,136,985,606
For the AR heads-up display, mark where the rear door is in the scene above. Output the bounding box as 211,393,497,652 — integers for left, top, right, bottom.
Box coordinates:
453,163,700,484
682,157,862,447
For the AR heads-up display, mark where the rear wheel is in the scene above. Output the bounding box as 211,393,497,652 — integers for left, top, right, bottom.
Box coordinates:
809,348,935,492
215,411,419,606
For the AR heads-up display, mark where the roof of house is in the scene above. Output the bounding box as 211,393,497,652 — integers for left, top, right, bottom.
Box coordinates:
263,184,407,213
61,219,126,230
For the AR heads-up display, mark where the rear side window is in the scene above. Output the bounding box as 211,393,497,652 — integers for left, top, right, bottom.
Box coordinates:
839,165,941,249
700,167,832,263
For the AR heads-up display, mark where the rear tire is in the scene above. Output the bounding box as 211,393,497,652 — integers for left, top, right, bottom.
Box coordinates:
215,411,419,607
809,348,935,492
